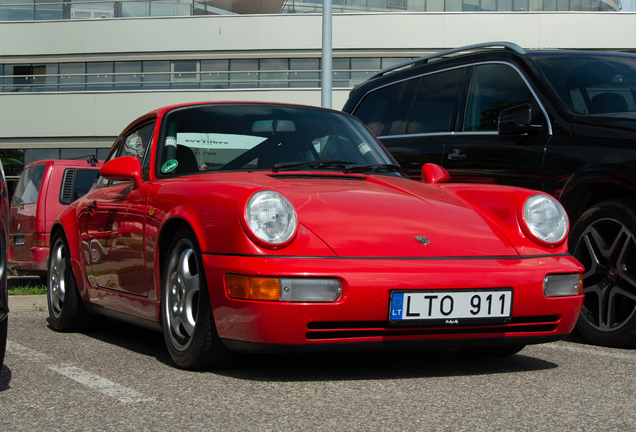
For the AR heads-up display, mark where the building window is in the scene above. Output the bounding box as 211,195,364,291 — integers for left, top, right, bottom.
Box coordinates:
142,60,171,90
200,60,229,89
114,61,141,90
59,63,86,91
87,62,114,91
172,61,199,89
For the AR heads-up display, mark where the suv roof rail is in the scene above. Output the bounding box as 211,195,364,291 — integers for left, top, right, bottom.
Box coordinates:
370,41,527,80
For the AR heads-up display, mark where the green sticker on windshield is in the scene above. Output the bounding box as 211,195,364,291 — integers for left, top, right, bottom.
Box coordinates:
162,159,178,173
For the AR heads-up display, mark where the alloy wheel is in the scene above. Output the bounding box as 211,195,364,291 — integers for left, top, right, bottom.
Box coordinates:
574,217,636,333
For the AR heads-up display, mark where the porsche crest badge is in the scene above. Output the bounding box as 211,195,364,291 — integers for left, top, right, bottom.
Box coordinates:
415,236,430,246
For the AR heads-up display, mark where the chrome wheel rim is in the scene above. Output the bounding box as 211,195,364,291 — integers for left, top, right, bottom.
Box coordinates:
163,239,200,351
575,217,636,332
48,239,67,319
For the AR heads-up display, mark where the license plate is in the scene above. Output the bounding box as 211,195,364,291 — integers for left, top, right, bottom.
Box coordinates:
389,289,513,326
14,235,25,246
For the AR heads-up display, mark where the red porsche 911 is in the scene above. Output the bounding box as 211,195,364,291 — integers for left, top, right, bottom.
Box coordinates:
47,102,584,369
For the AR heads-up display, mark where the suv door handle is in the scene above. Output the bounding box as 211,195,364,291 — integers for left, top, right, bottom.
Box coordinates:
447,149,467,162
87,201,98,214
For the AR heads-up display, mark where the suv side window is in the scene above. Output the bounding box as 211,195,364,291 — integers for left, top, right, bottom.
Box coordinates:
12,165,45,206
403,68,464,135
464,63,544,131
352,80,409,136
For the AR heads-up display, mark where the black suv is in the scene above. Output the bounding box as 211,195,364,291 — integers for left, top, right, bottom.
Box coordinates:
343,42,636,348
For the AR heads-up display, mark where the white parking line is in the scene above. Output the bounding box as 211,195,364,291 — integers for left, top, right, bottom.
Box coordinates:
542,342,636,361
6,341,154,403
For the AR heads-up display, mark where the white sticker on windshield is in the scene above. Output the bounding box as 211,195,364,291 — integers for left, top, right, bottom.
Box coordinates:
177,133,266,150
166,136,177,148
358,142,372,155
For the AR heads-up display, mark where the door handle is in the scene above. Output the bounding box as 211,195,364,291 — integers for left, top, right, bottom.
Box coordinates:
87,201,97,214
447,149,467,162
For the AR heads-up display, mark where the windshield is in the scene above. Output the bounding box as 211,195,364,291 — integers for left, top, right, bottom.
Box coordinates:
533,52,636,115
157,104,396,175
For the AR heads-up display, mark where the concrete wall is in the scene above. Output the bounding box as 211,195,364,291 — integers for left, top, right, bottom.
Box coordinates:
1,12,636,149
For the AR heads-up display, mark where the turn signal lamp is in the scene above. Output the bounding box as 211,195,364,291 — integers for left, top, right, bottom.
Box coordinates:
543,273,583,297
225,274,280,300
226,274,342,302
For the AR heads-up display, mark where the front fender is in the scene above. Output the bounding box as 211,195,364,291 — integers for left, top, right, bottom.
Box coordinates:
149,179,335,259
51,202,89,298
559,163,636,220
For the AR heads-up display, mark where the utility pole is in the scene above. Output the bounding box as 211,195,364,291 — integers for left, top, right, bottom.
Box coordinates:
321,0,332,108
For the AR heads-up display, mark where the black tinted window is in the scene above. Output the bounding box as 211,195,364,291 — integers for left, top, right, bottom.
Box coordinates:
464,64,541,131
405,69,463,134
352,80,408,136
12,164,45,205
74,169,100,199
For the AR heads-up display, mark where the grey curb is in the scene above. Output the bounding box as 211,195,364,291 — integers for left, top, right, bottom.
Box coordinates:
8,295,47,312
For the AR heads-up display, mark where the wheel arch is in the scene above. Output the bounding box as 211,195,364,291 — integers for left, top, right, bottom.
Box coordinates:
49,222,88,299
560,177,636,227
157,217,200,286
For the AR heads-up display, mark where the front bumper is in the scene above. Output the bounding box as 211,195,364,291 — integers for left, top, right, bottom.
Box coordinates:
203,254,584,351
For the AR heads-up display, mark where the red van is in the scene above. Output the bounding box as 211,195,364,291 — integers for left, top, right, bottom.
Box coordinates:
9,158,101,280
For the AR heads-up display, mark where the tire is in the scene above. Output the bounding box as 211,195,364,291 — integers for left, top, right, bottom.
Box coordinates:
0,317,6,368
161,227,236,370
47,233,91,332
459,344,525,358
570,199,636,347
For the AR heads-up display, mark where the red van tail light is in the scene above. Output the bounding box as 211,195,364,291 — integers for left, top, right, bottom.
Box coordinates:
33,233,47,247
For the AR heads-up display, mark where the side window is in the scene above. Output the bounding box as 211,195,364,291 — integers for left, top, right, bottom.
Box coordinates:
121,123,154,160
93,140,121,187
352,80,409,136
11,165,45,206
404,68,464,134
94,123,155,187
59,168,100,204
464,64,545,132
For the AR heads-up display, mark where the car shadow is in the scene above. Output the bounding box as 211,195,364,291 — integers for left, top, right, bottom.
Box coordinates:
58,317,559,381
0,364,11,391
46,317,175,367
221,350,558,382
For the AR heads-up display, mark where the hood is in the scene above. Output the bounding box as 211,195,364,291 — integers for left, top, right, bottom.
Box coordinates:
572,112,636,139
272,174,518,258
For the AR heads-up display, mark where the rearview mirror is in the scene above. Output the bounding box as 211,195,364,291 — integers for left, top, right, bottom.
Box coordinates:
421,163,451,184
252,120,296,132
100,156,143,189
498,104,542,135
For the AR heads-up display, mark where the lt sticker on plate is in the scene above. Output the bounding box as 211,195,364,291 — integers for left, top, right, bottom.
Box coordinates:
162,159,178,173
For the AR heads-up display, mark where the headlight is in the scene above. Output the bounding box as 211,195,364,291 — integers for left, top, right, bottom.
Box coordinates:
244,190,297,247
520,194,568,247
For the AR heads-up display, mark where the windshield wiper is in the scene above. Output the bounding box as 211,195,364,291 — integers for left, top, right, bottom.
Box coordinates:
272,160,357,172
342,163,410,177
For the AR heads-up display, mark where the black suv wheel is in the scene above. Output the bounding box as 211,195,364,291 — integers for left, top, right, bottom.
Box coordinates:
571,199,636,347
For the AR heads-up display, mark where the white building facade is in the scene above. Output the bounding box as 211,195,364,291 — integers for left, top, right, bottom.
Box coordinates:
1,3,636,186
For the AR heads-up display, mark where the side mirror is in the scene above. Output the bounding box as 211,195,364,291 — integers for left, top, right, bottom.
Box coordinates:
421,163,451,184
100,156,143,189
498,103,542,135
